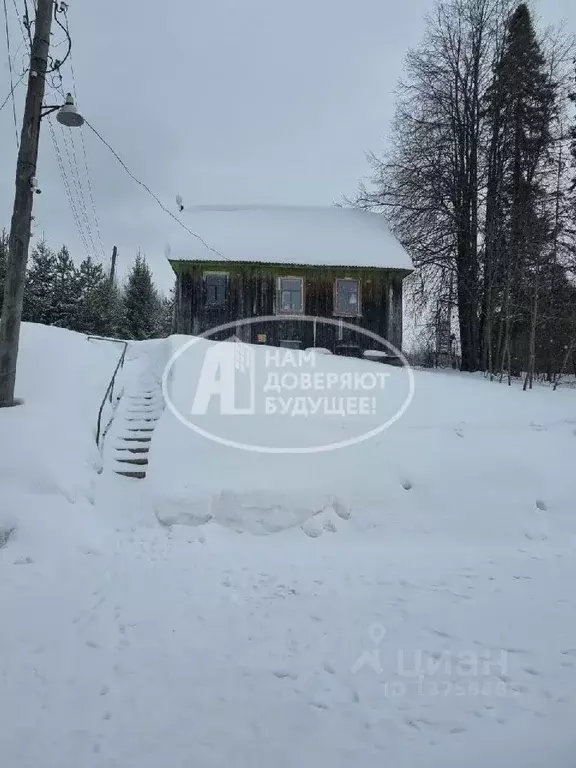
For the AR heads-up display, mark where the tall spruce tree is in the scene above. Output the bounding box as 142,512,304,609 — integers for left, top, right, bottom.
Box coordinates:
76,256,107,334
123,253,160,340
22,241,57,325
484,3,556,381
87,278,126,338
52,246,80,329
155,288,175,337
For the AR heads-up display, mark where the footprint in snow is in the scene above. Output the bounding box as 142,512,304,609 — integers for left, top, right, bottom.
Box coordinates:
535,499,548,512
427,628,453,639
273,670,298,680
523,666,540,676
301,521,323,538
524,531,548,541
401,479,413,491
332,500,351,520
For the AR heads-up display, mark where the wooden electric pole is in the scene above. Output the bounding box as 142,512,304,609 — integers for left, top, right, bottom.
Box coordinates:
0,0,54,406
110,245,118,283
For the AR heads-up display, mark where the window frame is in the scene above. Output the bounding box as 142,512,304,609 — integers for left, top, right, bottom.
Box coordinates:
334,278,361,317
203,271,229,308
276,275,305,315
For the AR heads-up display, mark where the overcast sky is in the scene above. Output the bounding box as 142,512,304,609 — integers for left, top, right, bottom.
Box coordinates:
1,0,574,292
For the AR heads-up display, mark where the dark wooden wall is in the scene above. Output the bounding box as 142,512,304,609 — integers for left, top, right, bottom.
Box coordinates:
173,262,408,352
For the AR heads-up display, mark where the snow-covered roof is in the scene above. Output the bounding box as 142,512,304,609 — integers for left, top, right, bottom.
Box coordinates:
166,205,413,271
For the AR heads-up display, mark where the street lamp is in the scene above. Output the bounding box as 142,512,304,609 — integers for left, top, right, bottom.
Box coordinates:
56,94,84,127
41,93,84,126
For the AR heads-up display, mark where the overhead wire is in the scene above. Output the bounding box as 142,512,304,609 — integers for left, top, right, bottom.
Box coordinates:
2,0,20,148
50,78,97,259
47,0,70,73
21,0,31,46
48,116,92,260
63,7,105,261
9,0,95,261
58,121,99,258
45,5,99,261
0,70,25,115
10,0,25,45
83,120,228,262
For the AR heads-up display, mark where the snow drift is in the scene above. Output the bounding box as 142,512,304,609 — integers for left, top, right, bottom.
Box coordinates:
0,324,120,508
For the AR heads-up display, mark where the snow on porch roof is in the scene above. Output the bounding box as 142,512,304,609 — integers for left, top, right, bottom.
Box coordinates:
166,205,414,271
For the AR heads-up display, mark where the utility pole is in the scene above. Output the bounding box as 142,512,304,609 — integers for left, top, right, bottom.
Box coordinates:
110,245,118,283
0,0,54,406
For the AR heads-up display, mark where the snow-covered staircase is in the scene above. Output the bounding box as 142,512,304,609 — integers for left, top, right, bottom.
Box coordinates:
100,342,167,481
113,386,164,479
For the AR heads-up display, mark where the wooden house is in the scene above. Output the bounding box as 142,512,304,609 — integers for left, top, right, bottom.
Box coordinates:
167,205,413,355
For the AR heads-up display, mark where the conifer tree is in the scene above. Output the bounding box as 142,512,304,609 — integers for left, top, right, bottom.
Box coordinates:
22,241,57,325
52,246,80,329
484,3,556,380
87,278,126,338
123,252,160,340
76,256,107,334
155,288,175,337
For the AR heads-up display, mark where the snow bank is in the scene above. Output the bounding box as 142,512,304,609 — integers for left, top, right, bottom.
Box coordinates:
0,324,120,510
148,334,576,546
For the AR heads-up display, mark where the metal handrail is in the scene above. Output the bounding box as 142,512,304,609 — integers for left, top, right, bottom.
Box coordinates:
88,337,129,448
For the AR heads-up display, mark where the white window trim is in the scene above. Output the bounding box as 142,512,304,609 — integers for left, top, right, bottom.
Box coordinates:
334,278,361,317
276,275,305,315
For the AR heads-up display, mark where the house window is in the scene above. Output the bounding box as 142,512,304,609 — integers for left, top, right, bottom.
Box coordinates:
277,276,304,314
204,272,228,306
335,278,361,316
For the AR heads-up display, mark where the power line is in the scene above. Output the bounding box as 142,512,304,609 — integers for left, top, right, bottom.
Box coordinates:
59,122,98,258
84,119,228,262
64,8,105,260
10,0,26,45
0,70,25,114
21,0,31,46
47,0,70,73
57,121,98,259
48,72,99,261
7,3,96,264
48,116,92,260
2,0,20,148
42,9,101,263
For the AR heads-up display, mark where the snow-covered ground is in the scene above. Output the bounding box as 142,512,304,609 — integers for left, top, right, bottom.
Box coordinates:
1,325,576,767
